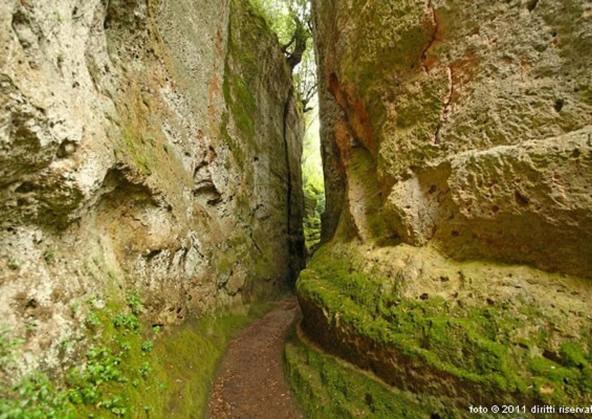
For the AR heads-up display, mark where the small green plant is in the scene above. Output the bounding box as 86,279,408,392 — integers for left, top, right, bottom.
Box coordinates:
84,312,100,329
126,293,143,316
65,346,126,408
1,372,71,418
1,297,154,417
85,346,124,383
97,396,126,417
0,290,271,418
0,328,21,372
112,313,140,331
141,340,153,354
117,339,132,354
24,319,37,333
139,362,152,378
58,338,72,352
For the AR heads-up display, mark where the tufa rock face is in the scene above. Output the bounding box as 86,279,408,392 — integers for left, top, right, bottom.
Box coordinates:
300,0,592,410
385,128,592,276
312,0,592,276
0,0,304,373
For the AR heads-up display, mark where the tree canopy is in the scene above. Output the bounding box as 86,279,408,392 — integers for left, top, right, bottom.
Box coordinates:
250,0,317,112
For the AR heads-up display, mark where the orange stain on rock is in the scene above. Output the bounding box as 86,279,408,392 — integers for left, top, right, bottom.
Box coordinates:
450,51,480,102
328,73,375,156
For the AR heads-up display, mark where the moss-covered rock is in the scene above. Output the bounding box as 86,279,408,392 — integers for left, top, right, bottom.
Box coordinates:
297,242,592,407
285,330,460,418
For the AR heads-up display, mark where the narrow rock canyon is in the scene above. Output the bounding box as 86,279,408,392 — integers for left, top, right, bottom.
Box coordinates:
1,0,591,417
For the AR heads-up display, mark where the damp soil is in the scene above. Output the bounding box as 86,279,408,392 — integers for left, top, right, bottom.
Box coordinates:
206,297,303,419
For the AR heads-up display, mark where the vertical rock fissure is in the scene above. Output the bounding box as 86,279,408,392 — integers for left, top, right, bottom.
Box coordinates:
283,86,296,281
421,0,439,72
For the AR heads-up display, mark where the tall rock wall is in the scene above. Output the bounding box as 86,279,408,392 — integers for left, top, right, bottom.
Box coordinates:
313,0,592,275
301,0,592,411
0,0,304,373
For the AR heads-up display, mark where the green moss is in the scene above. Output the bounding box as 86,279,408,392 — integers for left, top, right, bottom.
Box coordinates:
119,128,152,175
146,302,272,418
347,150,389,240
0,292,272,418
114,84,191,197
219,111,242,164
284,332,458,418
215,232,254,278
297,243,592,405
221,0,276,161
559,342,588,369
528,357,577,383
0,328,20,373
222,69,258,149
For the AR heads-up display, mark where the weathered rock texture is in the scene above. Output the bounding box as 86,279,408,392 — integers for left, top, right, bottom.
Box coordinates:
300,0,592,410
0,0,304,373
313,0,592,274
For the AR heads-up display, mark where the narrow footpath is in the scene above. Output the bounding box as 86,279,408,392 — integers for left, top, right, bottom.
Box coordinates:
207,297,303,419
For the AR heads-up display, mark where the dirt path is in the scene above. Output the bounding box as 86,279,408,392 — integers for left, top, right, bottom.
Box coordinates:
206,297,303,419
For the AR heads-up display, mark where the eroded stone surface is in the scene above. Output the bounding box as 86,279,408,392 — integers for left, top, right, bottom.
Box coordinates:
0,0,304,374
385,127,592,277
303,0,592,409
312,0,592,274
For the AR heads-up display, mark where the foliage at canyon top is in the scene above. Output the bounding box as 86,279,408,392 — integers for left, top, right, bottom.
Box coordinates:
251,0,317,111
